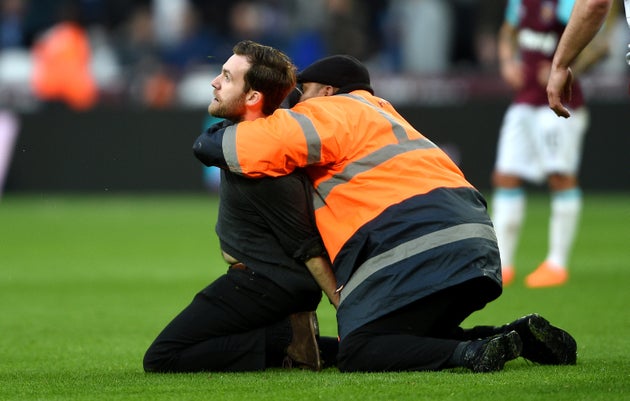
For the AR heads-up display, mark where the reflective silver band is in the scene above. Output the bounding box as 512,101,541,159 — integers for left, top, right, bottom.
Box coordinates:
339,223,497,304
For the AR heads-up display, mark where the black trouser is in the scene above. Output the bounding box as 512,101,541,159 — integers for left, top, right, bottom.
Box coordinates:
337,278,500,372
143,267,336,372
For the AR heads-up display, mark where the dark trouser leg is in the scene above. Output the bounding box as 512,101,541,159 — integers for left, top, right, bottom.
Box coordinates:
338,331,459,372
143,268,320,372
337,279,496,372
318,336,340,368
460,325,505,340
144,325,269,372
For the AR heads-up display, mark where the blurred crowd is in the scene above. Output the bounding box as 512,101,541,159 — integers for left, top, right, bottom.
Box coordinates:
0,0,628,110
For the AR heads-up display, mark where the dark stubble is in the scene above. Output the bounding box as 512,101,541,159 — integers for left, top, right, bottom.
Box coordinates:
208,93,247,123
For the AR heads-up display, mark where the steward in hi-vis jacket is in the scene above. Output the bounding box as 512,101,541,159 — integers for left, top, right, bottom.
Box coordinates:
193,54,577,373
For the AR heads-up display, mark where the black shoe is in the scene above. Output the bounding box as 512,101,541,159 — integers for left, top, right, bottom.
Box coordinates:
285,311,322,371
507,313,577,365
462,330,522,373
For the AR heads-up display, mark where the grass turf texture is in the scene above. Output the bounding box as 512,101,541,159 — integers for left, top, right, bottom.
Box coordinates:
1,193,628,401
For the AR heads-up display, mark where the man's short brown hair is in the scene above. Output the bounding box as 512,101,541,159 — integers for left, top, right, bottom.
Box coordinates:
233,40,297,116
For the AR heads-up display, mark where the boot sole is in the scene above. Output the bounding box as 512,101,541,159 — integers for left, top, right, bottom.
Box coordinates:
287,312,322,371
524,314,577,365
473,331,522,373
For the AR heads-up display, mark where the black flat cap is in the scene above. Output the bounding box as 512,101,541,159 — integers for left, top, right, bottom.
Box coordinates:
297,55,374,94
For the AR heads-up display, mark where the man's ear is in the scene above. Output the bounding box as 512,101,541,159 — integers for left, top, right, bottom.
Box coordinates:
245,90,262,106
323,85,337,96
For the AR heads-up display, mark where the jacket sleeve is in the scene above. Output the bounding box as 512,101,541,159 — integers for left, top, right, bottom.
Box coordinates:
224,108,321,178
192,120,232,168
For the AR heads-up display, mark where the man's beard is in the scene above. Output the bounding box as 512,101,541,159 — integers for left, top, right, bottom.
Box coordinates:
208,95,247,122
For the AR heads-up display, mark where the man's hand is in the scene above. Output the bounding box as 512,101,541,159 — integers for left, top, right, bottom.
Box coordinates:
305,256,339,309
547,66,574,118
500,60,524,90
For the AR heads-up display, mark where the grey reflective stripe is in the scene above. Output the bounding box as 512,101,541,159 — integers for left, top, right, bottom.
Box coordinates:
339,94,408,143
338,223,498,305
287,110,321,164
312,139,437,210
310,94,437,210
223,125,242,174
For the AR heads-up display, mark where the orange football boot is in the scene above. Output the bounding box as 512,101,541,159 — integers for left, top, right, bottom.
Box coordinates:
525,262,568,288
502,266,515,287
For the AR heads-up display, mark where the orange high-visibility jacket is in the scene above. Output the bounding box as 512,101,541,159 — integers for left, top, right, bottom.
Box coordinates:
224,91,474,261
31,22,97,110
195,90,502,338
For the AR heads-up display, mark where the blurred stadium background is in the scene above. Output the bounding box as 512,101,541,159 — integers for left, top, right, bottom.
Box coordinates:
0,0,628,195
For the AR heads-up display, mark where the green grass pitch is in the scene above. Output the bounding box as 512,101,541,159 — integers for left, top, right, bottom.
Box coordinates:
1,192,628,401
